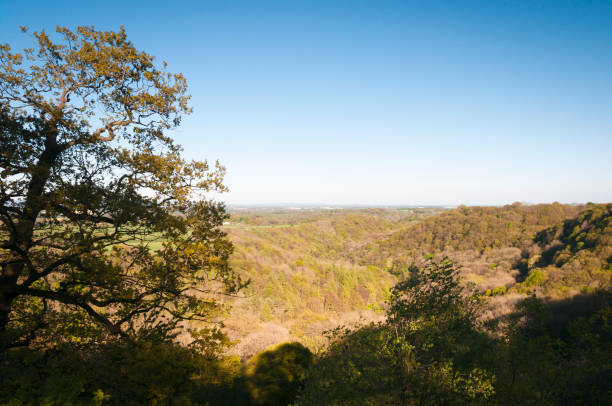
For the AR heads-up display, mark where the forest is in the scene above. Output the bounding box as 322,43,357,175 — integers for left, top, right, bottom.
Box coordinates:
3,202,611,405
1,25,611,405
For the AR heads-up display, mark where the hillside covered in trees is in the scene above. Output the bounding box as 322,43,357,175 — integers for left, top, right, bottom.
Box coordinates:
217,202,612,404
358,203,585,272
222,207,443,355
295,204,612,405
220,203,611,359
4,198,610,404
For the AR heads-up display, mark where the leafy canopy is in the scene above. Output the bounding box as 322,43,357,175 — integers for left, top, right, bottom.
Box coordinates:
0,26,245,349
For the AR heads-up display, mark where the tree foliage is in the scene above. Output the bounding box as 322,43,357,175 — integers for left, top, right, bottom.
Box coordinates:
298,259,496,405
0,26,245,349
243,342,313,406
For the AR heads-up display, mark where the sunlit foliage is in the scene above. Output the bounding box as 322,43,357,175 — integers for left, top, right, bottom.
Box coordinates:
0,26,245,349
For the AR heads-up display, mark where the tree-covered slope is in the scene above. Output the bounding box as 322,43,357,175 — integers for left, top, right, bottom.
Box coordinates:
222,208,443,356
220,204,611,358
359,203,585,270
514,203,612,296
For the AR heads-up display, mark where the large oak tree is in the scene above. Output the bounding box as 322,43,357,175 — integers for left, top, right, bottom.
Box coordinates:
0,26,244,349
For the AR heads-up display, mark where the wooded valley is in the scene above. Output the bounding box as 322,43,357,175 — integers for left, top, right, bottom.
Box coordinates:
3,201,611,404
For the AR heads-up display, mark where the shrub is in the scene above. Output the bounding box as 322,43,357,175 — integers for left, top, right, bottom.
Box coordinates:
244,342,313,406
523,269,545,288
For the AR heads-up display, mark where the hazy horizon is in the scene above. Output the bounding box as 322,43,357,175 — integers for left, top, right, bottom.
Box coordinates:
225,201,593,209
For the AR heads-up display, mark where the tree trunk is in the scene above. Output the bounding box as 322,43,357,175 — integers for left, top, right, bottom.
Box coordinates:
0,131,60,333
0,272,19,331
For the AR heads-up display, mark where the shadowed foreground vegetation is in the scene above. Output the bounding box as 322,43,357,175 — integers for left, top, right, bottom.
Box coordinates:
0,337,313,405
2,258,610,405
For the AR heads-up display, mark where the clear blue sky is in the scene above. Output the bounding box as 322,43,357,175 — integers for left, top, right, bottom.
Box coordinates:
2,1,611,205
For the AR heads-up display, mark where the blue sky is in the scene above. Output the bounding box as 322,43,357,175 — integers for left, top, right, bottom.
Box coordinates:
2,1,611,205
